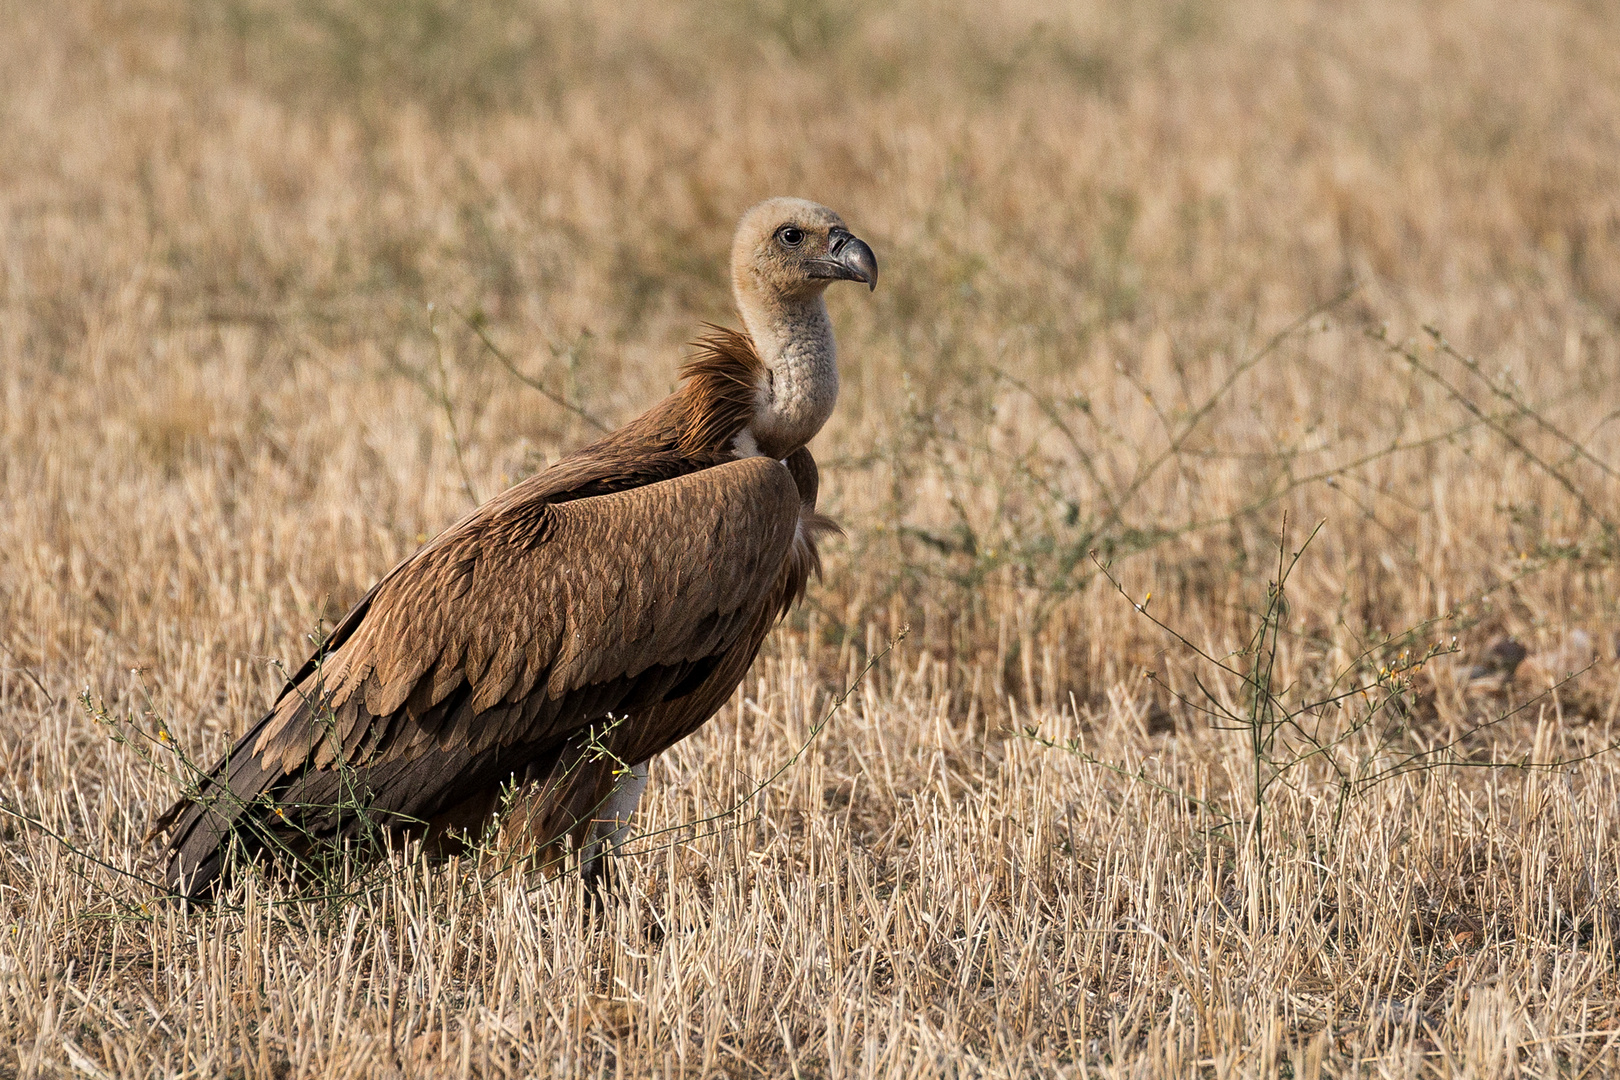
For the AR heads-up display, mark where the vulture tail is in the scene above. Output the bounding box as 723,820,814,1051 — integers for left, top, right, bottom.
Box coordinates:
160,719,548,900
159,716,296,898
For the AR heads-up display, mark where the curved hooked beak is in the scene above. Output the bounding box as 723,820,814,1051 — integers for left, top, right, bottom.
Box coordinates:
809,228,878,291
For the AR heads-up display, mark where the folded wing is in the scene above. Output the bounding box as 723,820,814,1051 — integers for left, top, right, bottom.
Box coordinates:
160,455,804,895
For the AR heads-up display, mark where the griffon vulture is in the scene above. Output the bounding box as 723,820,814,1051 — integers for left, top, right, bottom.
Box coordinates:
153,197,877,897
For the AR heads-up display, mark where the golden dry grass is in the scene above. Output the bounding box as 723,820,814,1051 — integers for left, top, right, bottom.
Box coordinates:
3,0,1620,1075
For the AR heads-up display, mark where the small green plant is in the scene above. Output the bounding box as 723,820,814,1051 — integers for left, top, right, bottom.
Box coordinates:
1017,314,1616,910
1025,514,1609,914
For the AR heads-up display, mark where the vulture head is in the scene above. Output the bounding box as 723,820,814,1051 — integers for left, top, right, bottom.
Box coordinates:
728,197,877,458
731,197,878,306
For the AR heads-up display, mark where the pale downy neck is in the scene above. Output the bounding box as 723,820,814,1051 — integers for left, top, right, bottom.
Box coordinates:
736,289,838,460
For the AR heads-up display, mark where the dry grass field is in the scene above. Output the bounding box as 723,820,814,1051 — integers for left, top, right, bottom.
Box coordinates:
4,0,1620,1075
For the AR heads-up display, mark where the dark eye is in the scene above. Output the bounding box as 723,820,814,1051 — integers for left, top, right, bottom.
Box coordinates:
777,225,805,247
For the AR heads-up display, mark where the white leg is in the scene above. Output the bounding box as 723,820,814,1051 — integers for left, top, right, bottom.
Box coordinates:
583,761,649,877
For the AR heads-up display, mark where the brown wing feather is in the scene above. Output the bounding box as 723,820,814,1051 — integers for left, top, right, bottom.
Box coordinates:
160,456,803,894
503,445,838,863
272,455,799,768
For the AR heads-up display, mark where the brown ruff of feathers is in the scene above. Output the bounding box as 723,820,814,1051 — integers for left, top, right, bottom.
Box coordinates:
153,197,871,899
677,324,766,457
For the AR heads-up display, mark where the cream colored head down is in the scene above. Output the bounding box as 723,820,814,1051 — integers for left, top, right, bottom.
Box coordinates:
728,197,877,460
